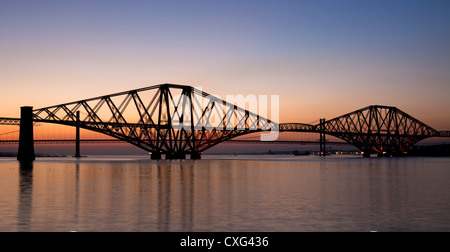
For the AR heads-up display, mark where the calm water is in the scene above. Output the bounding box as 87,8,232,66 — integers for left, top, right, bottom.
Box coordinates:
0,155,450,232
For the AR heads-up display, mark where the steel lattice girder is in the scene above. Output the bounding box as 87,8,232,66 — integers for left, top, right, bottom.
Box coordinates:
15,84,449,157
279,123,315,132
0,117,20,125
32,84,279,155
320,105,438,154
440,131,450,137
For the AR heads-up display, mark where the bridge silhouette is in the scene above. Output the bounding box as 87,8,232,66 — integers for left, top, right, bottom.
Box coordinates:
1,84,449,160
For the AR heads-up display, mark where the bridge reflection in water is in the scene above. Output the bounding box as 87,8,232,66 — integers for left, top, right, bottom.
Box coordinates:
2,157,449,232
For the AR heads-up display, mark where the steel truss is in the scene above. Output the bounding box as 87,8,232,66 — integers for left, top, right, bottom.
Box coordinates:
279,123,315,132
321,105,439,156
3,86,449,158
32,84,278,159
440,131,450,137
0,118,20,125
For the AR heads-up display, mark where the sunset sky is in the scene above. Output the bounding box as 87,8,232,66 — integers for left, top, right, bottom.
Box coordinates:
1,0,450,131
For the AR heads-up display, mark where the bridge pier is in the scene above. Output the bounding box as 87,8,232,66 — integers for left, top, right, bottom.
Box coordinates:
362,148,371,158
151,151,200,160
319,118,326,156
190,152,201,160
17,106,35,162
74,111,81,158
151,151,162,160
166,152,186,160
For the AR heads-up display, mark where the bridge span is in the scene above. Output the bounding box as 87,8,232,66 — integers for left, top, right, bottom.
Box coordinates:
1,84,449,160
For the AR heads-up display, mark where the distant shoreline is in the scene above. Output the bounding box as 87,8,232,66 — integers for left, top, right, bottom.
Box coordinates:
0,152,67,158
2,144,450,158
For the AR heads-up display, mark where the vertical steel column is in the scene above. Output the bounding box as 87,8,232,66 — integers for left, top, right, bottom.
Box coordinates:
75,111,81,158
319,118,326,157
188,87,201,160
17,106,35,161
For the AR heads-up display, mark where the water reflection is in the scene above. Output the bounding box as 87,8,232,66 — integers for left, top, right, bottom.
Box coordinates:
2,157,450,231
157,164,171,231
74,162,80,228
18,161,33,232
179,164,194,231
154,162,209,231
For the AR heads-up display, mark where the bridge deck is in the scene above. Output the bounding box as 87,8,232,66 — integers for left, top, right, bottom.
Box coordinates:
0,118,20,125
0,139,350,145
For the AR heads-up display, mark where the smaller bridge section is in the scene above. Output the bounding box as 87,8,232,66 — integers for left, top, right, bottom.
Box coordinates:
0,118,20,125
440,131,450,137
279,123,316,132
321,105,439,156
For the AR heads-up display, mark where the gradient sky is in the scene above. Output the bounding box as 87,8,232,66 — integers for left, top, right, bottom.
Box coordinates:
1,0,450,130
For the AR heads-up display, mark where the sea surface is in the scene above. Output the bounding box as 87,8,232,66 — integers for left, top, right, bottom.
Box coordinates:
0,155,449,232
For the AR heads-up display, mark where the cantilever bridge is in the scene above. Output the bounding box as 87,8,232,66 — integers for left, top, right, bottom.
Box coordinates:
1,84,449,160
